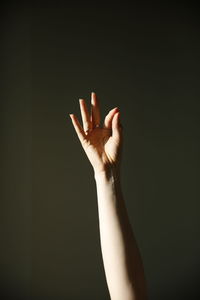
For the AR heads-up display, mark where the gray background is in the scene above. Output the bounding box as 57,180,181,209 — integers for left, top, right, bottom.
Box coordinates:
1,1,200,299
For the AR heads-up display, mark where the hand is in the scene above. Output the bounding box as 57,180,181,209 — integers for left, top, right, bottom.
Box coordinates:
69,92,123,174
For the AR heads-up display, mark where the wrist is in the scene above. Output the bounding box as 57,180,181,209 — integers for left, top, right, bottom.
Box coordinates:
94,164,121,182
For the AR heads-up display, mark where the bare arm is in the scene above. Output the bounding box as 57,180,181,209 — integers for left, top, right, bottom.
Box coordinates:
94,166,148,300
69,92,148,300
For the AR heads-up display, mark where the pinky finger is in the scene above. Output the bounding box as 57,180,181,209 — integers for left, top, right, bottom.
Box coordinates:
69,114,86,144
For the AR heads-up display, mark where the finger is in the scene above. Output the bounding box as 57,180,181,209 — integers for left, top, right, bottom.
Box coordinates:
79,98,92,132
103,107,119,129
69,114,86,144
90,92,101,128
112,112,122,141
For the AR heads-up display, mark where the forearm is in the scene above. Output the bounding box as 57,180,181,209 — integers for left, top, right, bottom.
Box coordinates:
94,166,148,300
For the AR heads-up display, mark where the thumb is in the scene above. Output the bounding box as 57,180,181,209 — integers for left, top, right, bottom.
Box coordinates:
112,111,122,141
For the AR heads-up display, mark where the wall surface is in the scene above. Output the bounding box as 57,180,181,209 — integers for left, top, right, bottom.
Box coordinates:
1,1,200,300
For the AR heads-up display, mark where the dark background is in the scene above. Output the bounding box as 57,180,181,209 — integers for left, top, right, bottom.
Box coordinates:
1,1,200,299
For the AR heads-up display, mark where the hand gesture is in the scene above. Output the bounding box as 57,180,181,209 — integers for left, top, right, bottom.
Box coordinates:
69,92,123,174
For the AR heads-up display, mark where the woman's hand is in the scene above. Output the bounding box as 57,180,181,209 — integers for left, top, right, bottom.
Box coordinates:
69,92,123,174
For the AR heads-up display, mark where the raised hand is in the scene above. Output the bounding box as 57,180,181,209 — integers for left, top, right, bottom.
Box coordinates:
69,92,123,174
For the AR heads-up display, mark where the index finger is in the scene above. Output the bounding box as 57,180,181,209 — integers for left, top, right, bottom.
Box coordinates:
69,114,86,144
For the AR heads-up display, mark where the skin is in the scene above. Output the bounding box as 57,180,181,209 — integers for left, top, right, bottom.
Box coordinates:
69,93,122,175
69,92,148,300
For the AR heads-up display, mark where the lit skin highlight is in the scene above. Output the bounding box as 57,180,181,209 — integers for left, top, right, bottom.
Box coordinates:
69,92,148,300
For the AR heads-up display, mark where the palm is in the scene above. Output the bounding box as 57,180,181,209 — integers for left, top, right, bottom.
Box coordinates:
70,92,123,173
84,127,119,165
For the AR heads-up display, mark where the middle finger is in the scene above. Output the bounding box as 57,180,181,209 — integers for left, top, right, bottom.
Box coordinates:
79,98,92,132
91,92,101,128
